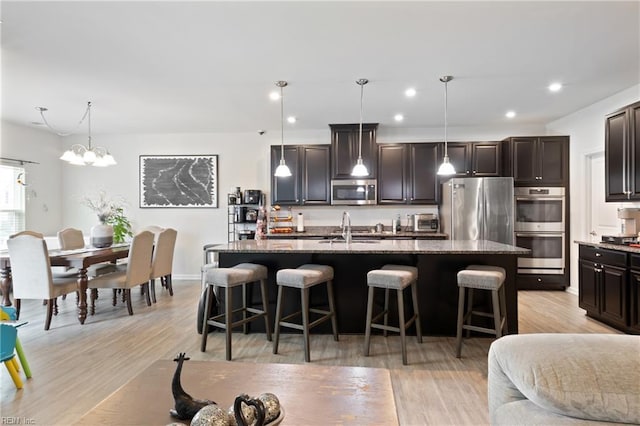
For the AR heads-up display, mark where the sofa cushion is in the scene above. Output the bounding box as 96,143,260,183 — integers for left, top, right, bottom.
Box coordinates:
489,334,640,424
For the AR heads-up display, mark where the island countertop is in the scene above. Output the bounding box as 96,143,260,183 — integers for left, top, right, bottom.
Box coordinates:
209,239,530,255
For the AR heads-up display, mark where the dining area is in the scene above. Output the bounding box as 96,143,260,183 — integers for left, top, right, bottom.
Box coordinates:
0,225,178,330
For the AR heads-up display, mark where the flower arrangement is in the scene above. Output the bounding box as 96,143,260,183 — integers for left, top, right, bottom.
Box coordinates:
83,190,133,243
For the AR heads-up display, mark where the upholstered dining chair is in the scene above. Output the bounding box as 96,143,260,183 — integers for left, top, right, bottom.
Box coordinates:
57,227,116,277
148,228,177,302
7,232,79,330
88,230,154,316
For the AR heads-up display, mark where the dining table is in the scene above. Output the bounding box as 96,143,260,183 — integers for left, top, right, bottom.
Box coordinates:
0,244,130,325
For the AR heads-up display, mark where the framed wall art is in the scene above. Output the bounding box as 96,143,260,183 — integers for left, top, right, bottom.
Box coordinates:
139,155,218,208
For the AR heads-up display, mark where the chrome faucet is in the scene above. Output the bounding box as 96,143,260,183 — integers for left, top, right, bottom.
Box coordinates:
341,211,352,243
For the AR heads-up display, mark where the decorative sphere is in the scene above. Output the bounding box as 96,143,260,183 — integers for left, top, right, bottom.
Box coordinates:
227,401,257,426
190,404,229,426
258,393,281,423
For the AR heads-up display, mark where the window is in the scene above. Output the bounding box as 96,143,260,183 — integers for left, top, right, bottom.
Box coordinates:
0,164,26,240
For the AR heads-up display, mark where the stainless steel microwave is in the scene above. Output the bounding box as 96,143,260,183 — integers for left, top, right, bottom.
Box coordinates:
330,179,377,205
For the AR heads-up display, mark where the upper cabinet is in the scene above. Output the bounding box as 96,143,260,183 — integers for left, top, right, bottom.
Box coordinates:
378,143,440,205
330,123,378,179
271,145,331,206
445,141,502,178
503,136,569,186
605,101,640,201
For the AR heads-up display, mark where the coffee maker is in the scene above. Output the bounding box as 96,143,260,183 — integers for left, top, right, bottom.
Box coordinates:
618,208,640,236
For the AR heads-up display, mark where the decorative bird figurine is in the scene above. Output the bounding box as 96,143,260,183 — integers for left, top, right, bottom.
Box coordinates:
169,353,216,420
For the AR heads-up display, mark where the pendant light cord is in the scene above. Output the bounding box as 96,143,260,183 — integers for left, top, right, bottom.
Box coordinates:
280,85,285,162
87,101,93,150
37,102,91,137
443,79,448,156
358,81,364,159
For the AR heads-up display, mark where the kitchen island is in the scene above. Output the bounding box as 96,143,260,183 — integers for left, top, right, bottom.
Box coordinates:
208,239,529,335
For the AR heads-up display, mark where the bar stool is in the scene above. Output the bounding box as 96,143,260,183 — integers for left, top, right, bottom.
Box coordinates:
456,265,507,358
200,263,272,361
364,264,422,365
273,264,338,362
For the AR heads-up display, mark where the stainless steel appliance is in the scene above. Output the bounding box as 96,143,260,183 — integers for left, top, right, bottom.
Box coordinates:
440,177,514,245
413,213,439,232
515,187,564,232
330,179,377,205
617,207,640,236
243,189,262,204
514,187,566,274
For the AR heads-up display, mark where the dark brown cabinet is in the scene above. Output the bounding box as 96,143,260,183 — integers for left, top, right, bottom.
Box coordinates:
271,145,330,206
330,123,378,179
504,136,568,186
605,101,640,201
377,143,440,205
445,141,501,178
578,245,630,332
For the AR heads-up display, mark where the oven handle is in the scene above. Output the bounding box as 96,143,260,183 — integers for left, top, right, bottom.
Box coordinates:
516,233,564,238
515,197,565,201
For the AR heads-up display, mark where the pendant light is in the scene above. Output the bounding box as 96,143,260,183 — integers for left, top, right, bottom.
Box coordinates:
273,81,292,177
437,76,456,176
39,101,116,167
351,78,369,177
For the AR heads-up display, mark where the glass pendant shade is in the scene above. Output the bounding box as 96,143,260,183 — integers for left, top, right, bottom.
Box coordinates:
351,78,369,177
437,155,456,175
274,158,292,177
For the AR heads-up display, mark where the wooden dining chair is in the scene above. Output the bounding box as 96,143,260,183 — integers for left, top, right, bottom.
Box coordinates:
57,227,116,277
7,232,79,330
88,231,154,316
148,228,177,302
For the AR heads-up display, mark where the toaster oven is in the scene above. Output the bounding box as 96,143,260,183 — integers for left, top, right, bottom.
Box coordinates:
413,213,439,232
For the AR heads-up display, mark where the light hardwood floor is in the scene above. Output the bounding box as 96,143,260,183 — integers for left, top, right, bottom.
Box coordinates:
0,281,619,425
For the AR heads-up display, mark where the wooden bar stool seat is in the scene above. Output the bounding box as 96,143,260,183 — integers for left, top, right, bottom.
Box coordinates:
200,263,271,361
364,264,423,365
273,264,338,362
456,265,507,358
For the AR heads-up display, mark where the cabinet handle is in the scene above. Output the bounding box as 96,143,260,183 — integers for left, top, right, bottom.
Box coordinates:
472,170,477,174
594,268,602,273
595,252,601,257
466,170,470,174
537,278,542,282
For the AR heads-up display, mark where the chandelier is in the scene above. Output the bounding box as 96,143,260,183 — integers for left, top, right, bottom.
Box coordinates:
37,101,117,167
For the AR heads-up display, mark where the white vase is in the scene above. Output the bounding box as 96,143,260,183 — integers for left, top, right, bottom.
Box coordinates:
91,224,114,248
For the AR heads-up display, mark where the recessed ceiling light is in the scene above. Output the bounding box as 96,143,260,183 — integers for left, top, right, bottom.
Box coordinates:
394,114,404,122
269,91,280,101
548,82,563,92
505,111,516,119
287,116,296,124
405,88,416,97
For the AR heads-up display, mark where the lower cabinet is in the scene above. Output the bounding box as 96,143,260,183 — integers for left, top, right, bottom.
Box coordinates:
517,274,567,290
578,245,634,333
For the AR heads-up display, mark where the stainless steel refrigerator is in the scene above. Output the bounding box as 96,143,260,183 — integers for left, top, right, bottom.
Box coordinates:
440,177,514,244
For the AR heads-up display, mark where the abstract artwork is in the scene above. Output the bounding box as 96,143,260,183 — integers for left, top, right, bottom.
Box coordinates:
139,155,218,208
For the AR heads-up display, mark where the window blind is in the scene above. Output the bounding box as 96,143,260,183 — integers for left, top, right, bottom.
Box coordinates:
0,165,26,239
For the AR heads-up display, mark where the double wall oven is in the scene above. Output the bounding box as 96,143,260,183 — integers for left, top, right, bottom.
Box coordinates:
515,187,565,275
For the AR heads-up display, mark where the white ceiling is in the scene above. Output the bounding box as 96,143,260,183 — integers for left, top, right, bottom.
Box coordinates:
2,1,639,136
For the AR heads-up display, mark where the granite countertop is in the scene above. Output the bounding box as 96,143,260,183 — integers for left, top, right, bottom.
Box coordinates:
574,240,640,254
211,239,530,255
267,225,448,239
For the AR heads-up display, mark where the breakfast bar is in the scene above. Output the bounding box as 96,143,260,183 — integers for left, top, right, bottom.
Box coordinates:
208,239,529,335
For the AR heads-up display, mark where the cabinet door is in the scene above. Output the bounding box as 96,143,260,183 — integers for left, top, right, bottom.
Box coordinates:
446,142,470,177
578,259,599,314
378,144,407,204
605,109,629,201
630,103,640,199
271,146,300,205
471,142,501,177
330,124,377,179
630,270,640,332
409,143,440,204
539,137,568,185
301,145,330,205
511,137,537,184
600,264,628,326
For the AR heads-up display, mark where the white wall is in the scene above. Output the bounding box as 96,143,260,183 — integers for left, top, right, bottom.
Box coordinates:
0,121,64,237
547,84,640,293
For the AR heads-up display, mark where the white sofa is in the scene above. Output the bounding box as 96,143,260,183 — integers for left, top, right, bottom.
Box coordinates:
488,333,640,425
